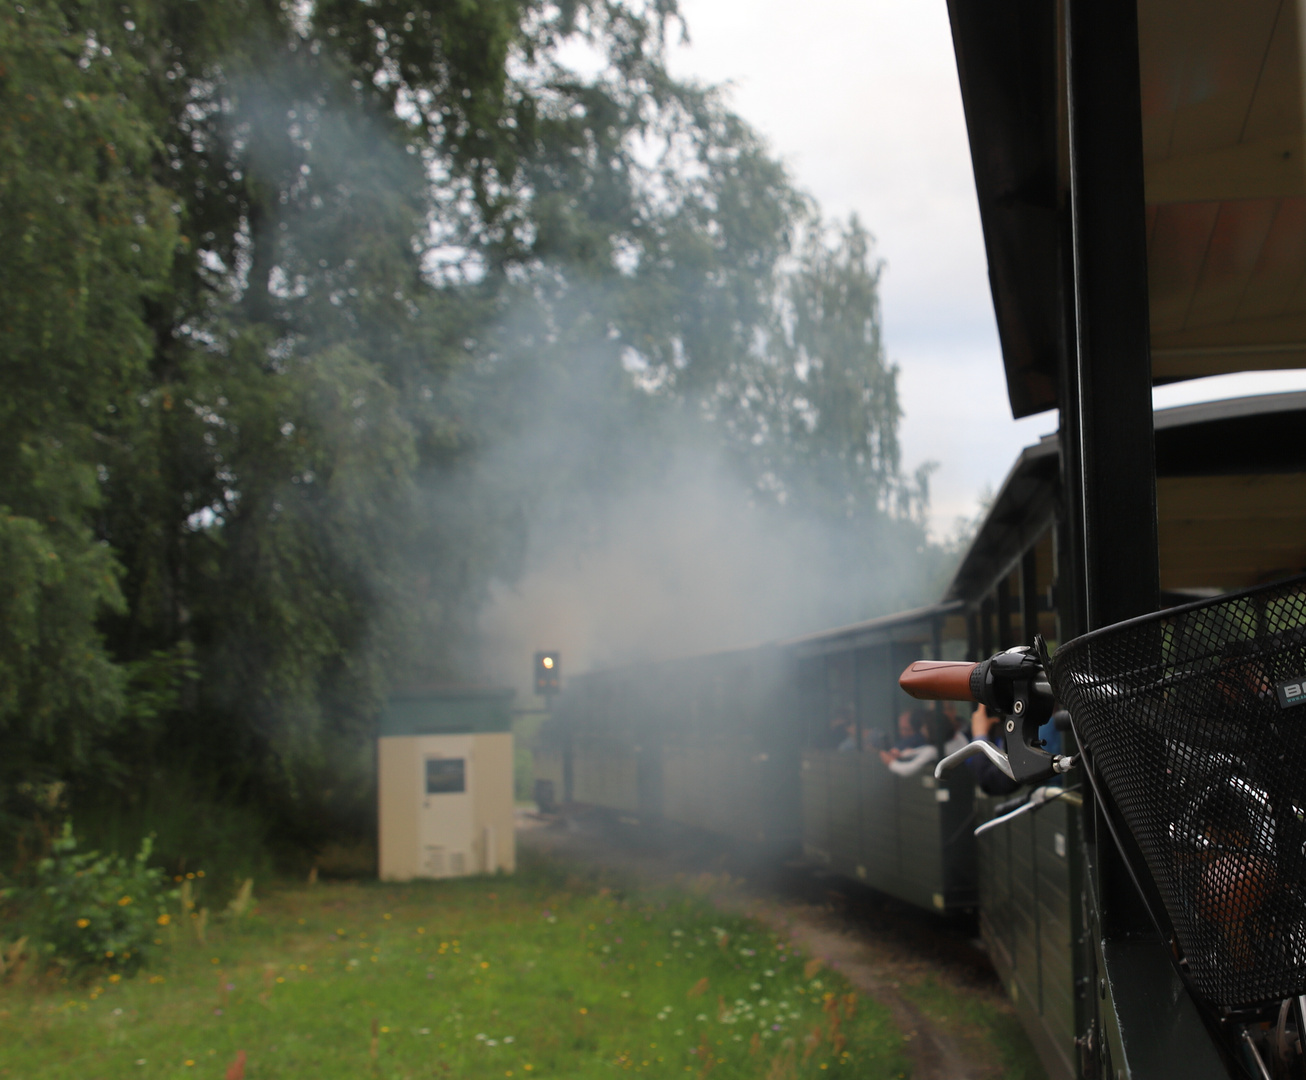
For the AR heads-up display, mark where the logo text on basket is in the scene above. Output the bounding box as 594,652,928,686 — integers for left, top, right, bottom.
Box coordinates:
1275,678,1306,710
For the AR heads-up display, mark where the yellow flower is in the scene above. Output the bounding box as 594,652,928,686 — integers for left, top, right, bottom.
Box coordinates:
104,951,114,959
108,974,122,984
480,962,490,969
579,1008,588,1015
118,896,133,906
380,1026,390,1033
157,914,171,926
275,976,285,983
76,918,90,929
186,872,195,880
196,871,205,878
148,976,165,985
185,1060,195,1067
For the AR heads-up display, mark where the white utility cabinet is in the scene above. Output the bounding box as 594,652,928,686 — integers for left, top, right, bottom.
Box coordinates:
378,688,515,881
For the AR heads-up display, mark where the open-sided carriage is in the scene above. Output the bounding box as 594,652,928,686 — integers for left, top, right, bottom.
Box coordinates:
917,0,1306,1074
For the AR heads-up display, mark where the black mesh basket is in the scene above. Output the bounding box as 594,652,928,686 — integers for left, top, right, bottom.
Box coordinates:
1050,574,1306,1007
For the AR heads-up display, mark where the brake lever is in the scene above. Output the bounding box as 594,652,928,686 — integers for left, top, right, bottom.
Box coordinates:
934,739,1015,781
972,784,1079,837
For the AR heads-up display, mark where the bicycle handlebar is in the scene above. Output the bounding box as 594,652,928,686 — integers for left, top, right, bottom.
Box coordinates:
898,640,1076,787
899,660,978,702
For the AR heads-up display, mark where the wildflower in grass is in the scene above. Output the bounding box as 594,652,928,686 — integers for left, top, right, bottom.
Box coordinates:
157,914,171,926
76,918,90,929
109,974,121,983
118,895,133,906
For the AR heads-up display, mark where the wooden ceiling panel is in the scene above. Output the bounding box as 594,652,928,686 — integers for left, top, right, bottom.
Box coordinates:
1239,0,1301,143
1154,308,1306,348
1148,202,1221,332
1145,137,1303,203
1234,196,1306,319
1184,198,1279,328
1137,0,1306,380
1158,472,1306,589
1138,0,1284,159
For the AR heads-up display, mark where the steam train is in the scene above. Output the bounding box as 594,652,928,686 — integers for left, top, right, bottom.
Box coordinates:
537,390,1306,1079
541,0,1306,1075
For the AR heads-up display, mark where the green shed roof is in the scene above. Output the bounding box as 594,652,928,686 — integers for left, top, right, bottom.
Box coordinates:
379,687,515,737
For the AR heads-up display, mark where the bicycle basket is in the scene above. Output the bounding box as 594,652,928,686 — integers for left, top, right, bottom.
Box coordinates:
1050,574,1306,1007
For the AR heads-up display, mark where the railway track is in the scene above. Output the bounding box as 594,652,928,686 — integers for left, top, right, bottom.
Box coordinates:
520,809,1043,1080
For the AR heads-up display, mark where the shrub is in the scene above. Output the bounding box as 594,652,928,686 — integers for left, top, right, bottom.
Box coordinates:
19,824,178,976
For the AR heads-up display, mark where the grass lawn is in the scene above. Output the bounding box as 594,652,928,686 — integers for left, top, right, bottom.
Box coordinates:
0,854,914,1079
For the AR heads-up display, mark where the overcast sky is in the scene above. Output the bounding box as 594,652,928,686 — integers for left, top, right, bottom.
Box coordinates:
664,0,1306,538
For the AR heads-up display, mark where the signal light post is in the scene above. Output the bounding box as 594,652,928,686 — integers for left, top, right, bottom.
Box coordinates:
534,650,560,708
533,650,565,808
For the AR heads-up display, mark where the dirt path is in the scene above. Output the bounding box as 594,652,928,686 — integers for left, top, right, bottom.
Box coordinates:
519,812,1035,1080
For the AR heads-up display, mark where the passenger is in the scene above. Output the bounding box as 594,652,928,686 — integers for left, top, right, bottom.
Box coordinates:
940,701,970,756
828,707,857,753
879,708,938,776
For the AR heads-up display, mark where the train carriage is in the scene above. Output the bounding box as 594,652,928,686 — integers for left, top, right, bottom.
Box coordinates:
545,644,805,853
546,0,1306,1072
791,603,979,913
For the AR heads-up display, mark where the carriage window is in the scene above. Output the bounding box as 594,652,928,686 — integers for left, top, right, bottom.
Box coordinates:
425,758,465,794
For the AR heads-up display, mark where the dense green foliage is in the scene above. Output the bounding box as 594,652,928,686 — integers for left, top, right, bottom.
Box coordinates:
0,0,937,866
9,825,177,976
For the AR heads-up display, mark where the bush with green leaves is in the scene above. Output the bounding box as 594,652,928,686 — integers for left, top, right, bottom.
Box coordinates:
20,825,178,977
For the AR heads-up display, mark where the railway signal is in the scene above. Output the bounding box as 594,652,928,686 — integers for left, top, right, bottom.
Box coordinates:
534,650,560,696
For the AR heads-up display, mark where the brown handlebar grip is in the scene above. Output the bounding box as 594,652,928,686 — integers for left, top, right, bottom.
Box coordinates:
899,660,978,702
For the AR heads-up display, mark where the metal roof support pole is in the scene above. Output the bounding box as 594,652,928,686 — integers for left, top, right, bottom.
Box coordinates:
1061,5,1198,1075
1062,0,1159,631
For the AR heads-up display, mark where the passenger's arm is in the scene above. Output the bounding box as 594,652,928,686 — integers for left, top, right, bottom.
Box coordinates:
887,744,939,777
